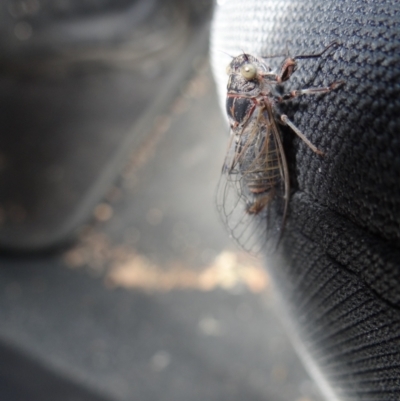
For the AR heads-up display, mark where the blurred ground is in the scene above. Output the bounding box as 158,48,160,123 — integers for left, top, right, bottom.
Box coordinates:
0,56,324,401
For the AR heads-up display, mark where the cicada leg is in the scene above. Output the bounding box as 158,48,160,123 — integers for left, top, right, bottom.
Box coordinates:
278,81,345,102
280,114,324,156
275,40,341,83
276,80,344,155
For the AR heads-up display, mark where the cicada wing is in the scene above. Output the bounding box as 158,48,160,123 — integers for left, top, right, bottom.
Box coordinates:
259,121,289,252
216,112,289,255
217,164,264,254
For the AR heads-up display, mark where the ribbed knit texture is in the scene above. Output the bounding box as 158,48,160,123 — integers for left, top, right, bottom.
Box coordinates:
211,1,400,400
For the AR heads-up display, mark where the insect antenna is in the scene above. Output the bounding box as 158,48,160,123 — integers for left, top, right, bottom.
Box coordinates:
218,50,234,59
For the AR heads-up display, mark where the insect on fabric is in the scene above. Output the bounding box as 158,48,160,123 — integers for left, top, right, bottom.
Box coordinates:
216,41,344,254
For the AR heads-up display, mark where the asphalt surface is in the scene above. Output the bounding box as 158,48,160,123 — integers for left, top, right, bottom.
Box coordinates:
0,61,324,401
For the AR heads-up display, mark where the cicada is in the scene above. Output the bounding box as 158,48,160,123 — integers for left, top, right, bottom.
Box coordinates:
217,42,344,254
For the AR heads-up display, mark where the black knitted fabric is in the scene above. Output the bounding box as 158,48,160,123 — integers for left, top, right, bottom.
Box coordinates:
211,0,400,400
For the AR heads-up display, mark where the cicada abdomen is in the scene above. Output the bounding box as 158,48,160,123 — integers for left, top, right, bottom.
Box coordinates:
217,90,288,254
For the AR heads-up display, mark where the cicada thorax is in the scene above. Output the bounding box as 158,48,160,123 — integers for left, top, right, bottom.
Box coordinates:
226,96,256,129
225,56,266,127
226,79,261,129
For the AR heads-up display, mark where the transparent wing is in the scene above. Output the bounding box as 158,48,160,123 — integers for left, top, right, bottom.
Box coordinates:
216,106,289,255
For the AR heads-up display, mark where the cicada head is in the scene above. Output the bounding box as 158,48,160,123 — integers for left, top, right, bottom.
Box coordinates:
226,54,268,96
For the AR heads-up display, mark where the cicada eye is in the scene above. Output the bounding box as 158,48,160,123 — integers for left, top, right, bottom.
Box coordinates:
240,63,257,80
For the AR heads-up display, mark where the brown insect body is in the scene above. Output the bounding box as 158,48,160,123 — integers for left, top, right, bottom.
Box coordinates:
217,43,343,254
